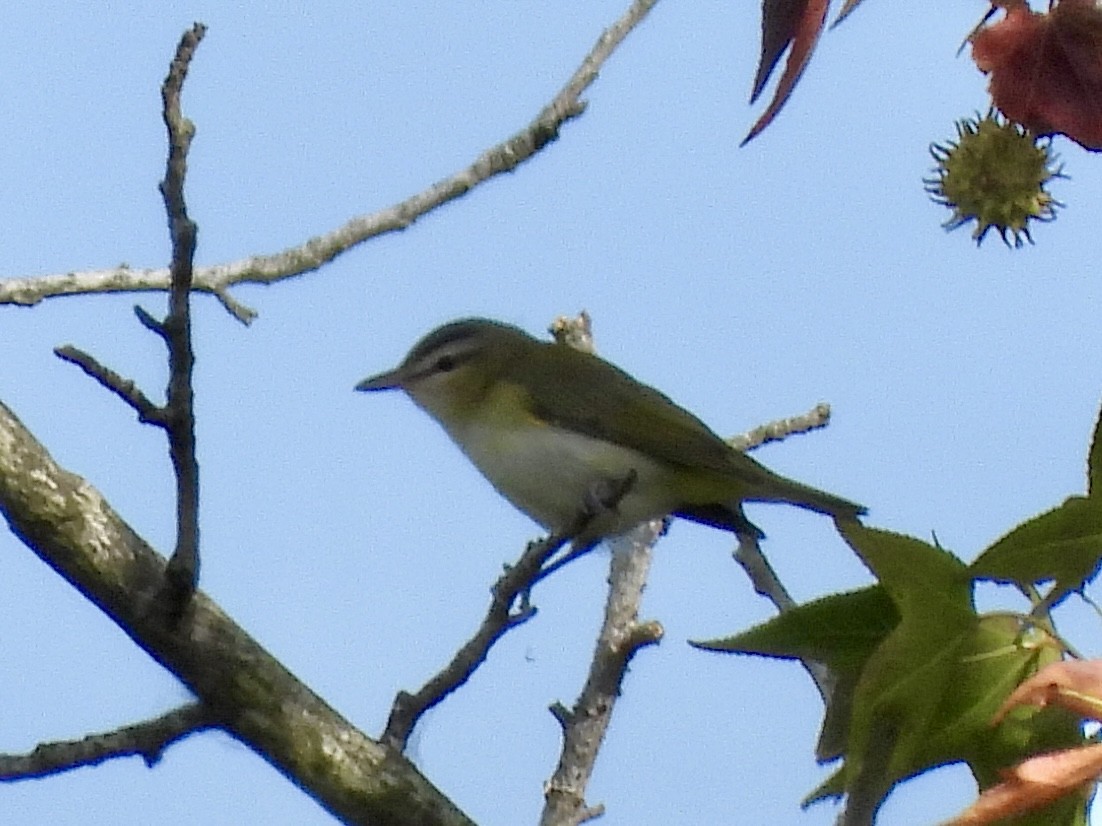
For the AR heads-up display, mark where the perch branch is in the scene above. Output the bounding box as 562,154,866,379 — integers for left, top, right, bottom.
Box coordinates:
540,523,664,826
381,469,638,752
539,310,665,825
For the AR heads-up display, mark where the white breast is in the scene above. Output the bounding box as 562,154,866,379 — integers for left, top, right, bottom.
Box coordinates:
453,418,678,536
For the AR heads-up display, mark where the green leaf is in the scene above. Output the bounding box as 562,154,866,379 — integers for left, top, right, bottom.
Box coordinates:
693,585,899,762
971,496,1102,600
692,585,897,667
699,518,1091,824
1088,400,1102,497
831,525,976,816
835,523,974,798
802,765,845,807
922,616,1073,782
836,522,972,624
830,524,1087,821
972,401,1102,603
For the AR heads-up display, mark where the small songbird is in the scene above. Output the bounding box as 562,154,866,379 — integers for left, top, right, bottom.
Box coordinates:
356,318,865,548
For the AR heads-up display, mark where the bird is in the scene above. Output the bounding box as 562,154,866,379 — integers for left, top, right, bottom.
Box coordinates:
356,317,865,549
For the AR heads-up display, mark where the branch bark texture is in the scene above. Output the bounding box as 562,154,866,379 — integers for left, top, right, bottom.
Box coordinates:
0,400,471,826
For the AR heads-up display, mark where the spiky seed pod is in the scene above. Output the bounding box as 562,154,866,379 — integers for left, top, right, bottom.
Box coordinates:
925,112,1062,247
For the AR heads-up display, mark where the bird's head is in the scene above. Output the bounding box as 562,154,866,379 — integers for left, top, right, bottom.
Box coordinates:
356,318,536,425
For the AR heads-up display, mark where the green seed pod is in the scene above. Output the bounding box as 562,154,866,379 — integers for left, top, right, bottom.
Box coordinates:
926,112,1062,247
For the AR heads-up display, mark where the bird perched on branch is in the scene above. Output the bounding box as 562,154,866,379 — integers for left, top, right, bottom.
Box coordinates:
357,318,865,549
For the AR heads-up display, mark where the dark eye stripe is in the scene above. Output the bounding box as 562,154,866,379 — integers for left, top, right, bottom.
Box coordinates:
407,325,479,364
408,346,475,381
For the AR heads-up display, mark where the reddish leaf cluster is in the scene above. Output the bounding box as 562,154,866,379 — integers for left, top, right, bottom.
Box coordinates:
971,0,1102,151
948,661,1102,824
745,0,867,145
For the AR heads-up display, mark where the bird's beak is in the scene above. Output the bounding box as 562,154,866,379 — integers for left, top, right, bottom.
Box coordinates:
355,367,404,392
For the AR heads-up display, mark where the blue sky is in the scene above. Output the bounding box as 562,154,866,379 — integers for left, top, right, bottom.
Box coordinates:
3,2,1101,824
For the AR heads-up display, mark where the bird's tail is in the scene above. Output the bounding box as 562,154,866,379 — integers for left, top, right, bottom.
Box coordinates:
674,473,865,538
755,475,866,521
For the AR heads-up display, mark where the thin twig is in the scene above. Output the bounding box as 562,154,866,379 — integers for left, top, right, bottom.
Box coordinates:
134,304,169,339
727,402,833,452
53,345,164,424
727,408,841,701
381,531,570,751
0,703,215,780
50,25,207,605
0,2,660,325
731,532,835,700
154,23,205,604
382,469,637,752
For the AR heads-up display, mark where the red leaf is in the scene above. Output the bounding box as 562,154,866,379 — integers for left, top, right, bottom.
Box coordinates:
945,743,1102,824
833,0,869,28
992,659,1102,724
751,0,809,103
971,0,1102,151
743,0,830,146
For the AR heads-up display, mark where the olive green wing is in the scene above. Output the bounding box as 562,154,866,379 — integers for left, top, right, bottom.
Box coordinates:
517,342,764,477
515,341,866,519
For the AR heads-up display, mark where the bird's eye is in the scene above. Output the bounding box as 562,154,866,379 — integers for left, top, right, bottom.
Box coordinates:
435,354,456,372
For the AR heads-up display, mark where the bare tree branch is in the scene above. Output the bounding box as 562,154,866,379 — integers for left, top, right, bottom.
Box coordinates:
731,531,835,700
153,22,204,602
541,524,664,826
382,468,639,752
2,3,679,822
53,345,163,424
0,399,472,826
0,704,214,780
382,531,570,751
727,402,834,451
0,0,662,325
4,4,667,822
51,25,207,606
539,312,665,825
726,408,841,701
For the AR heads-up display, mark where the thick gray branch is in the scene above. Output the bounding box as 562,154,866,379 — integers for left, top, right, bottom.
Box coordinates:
0,400,472,826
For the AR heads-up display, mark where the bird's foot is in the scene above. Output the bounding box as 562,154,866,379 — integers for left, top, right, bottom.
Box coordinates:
580,468,638,522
